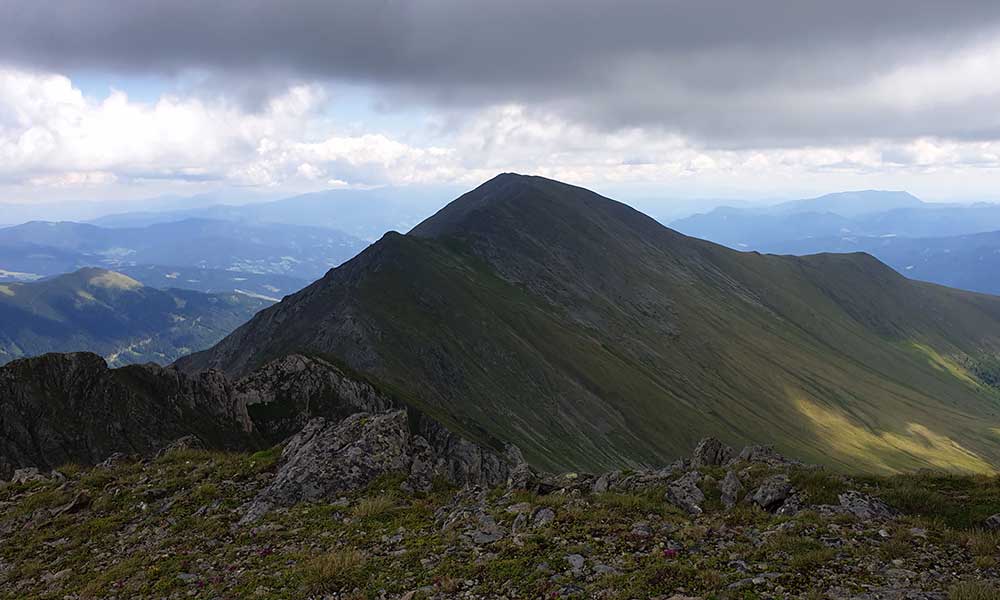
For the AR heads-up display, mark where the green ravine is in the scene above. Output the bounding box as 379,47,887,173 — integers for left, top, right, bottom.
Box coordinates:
178,174,1000,474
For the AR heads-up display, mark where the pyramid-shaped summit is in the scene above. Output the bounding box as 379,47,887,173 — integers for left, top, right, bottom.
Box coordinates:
177,175,1000,474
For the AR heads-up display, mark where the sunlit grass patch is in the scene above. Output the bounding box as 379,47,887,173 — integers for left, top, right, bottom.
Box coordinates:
352,494,396,519
950,580,1000,600
298,549,367,594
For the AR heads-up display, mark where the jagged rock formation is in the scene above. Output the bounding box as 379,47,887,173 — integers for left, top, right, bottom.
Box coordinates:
0,351,524,492
0,352,257,480
177,174,1000,474
691,437,736,468
233,354,395,444
241,410,524,522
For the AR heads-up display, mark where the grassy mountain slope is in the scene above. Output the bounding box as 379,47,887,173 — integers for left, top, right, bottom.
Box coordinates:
177,175,1000,474
0,268,269,366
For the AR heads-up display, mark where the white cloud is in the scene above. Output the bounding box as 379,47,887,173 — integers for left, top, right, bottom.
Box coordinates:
0,67,450,190
3,66,1000,204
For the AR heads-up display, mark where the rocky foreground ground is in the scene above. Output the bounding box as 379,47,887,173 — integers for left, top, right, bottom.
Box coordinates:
2,422,1000,600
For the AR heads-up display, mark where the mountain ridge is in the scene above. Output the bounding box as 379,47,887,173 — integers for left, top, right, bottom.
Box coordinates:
177,174,1000,474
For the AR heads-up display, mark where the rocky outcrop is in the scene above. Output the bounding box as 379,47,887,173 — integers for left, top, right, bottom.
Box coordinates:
241,410,525,522
691,437,736,468
751,474,793,511
720,470,743,508
0,352,259,480
837,491,899,521
736,444,801,467
666,471,705,515
234,354,395,444
1,349,528,493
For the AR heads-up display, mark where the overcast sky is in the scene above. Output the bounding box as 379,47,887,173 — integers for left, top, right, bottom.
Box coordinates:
3,0,1000,208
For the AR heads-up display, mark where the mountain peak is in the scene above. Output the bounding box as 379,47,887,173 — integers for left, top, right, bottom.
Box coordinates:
48,268,144,292
773,190,923,217
409,173,549,238
409,172,659,242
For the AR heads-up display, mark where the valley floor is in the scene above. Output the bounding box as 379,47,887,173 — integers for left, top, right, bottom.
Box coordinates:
1,448,999,600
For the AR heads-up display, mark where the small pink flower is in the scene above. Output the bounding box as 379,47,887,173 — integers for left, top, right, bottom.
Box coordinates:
663,548,678,559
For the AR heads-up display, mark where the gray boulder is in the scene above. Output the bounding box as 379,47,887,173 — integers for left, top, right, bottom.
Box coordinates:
10,467,46,484
592,471,621,493
735,445,799,467
241,410,523,522
720,470,743,508
532,507,556,528
775,493,804,516
666,471,705,515
751,474,793,511
838,491,898,521
691,437,736,468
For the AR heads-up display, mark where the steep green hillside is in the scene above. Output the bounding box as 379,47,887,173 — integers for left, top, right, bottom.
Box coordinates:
178,175,1000,474
0,268,268,366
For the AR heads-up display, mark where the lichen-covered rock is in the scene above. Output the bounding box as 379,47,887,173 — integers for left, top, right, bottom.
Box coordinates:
507,460,540,491
751,474,793,511
735,445,799,467
775,492,804,516
532,507,556,528
666,471,705,515
241,410,524,522
691,437,736,468
720,470,743,508
592,471,618,493
235,354,395,444
416,417,524,489
838,491,898,521
241,412,415,523
10,468,45,484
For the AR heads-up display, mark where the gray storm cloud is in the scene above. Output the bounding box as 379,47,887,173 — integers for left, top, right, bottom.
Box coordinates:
2,0,1000,145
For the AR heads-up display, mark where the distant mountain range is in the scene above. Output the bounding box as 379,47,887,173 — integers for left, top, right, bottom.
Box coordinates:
178,175,1000,474
0,218,364,293
766,231,1000,296
671,191,1000,247
670,191,1000,295
0,267,269,366
91,187,453,242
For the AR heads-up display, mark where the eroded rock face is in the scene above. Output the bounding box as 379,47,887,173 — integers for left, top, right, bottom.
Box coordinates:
2,350,530,495
241,412,413,522
0,352,259,480
691,437,736,468
737,445,799,467
234,354,395,444
720,470,743,508
838,491,898,521
666,471,705,515
241,410,525,522
751,474,793,511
